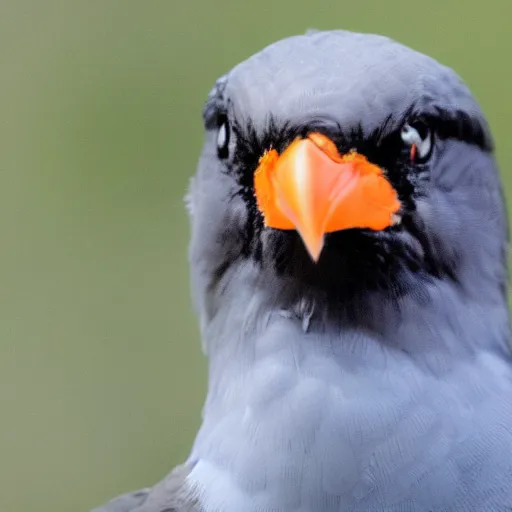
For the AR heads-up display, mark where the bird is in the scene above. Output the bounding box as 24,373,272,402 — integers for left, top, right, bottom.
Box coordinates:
92,29,512,512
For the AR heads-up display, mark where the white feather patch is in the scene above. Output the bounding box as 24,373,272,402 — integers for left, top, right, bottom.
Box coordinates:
186,459,251,512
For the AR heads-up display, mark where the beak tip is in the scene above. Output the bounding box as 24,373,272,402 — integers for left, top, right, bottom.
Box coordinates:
303,237,324,263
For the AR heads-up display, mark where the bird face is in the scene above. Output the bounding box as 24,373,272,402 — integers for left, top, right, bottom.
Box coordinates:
188,31,506,307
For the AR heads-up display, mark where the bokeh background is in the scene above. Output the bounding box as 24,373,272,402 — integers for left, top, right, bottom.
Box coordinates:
1,1,511,511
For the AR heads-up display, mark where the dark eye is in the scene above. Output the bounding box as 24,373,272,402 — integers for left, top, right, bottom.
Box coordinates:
400,120,433,162
216,115,230,159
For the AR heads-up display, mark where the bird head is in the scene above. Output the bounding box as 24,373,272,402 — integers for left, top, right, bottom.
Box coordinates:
187,31,507,324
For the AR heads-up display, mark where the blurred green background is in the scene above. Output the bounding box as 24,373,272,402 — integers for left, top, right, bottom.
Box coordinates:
1,1,511,511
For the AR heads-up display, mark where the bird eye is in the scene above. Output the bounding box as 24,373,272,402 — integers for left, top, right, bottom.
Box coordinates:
217,116,230,159
400,121,432,163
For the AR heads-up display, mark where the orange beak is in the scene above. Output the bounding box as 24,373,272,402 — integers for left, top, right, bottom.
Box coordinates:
254,132,401,261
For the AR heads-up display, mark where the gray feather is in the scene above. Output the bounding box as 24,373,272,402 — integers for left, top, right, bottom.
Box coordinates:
225,30,491,149
91,463,200,512
91,489,150,512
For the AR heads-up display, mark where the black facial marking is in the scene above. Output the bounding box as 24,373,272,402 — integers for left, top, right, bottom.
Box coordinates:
229,114,428,267
203,94,490,299
419,107,493,152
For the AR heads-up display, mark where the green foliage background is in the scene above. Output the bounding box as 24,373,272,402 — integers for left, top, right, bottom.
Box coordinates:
1,1,510,510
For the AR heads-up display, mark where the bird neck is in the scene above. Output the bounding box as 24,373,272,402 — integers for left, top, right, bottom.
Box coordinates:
197,260,511,365
186,261,511,510
192,259,511,424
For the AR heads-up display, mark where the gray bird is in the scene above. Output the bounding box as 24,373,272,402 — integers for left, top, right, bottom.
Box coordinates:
93,30,512,512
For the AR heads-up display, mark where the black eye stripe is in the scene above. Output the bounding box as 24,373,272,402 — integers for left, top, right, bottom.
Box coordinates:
227,107,490,171
419,108,492,151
